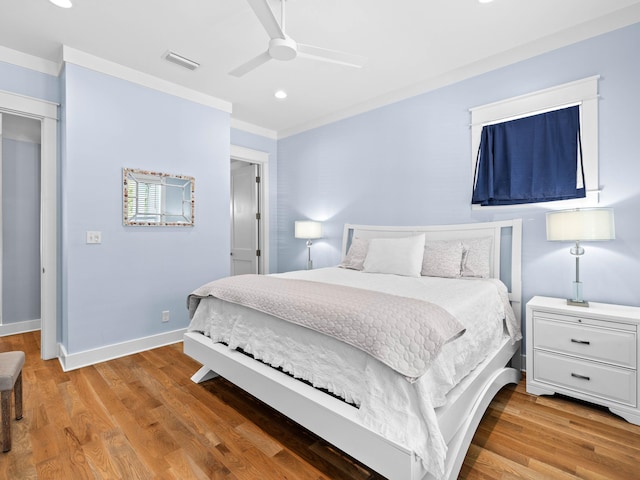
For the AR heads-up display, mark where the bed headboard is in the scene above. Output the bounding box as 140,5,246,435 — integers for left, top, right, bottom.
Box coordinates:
341,220,523,324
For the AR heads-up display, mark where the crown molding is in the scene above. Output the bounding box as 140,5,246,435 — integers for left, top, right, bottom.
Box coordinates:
231,117,277,139
0,46,59,76
62,46,232,113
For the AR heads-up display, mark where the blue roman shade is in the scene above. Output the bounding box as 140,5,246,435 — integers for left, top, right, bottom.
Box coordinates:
472,105,585,206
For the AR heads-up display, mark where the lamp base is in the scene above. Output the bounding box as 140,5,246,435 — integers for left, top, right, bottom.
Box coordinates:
567,298,589,307
568,281,588,307
567,280,589,307
306,243,313,270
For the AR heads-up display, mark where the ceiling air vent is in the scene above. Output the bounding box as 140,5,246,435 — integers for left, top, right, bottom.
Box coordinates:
162,51,200,71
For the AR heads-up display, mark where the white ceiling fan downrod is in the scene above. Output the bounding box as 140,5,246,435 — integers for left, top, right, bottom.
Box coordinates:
268,0,297,61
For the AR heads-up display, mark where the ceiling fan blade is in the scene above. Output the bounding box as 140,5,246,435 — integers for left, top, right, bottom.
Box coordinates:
229,50,272,77
246,0,285,40
297,43,366,68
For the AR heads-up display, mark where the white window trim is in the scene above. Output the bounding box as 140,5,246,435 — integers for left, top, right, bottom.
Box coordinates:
469,76,600,210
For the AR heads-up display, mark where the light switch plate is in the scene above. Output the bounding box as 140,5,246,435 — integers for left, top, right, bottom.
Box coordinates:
86,231,102,244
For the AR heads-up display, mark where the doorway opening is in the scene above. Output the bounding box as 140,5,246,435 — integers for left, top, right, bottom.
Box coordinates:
230,145,270,275
1,113,42,333
0,90,58,360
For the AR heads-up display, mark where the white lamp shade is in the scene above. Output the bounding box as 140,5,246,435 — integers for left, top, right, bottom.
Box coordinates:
546,208,615,241
295,221,322,239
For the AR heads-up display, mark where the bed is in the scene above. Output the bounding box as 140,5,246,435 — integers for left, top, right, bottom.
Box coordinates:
183,219,523,480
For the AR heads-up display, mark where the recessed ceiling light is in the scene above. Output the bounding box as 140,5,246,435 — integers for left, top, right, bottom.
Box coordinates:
478,0,494,3
49,0,73,8
274,90,288,100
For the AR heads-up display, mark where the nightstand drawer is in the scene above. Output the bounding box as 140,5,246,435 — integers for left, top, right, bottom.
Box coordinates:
534,350,637,407
534,317,636,368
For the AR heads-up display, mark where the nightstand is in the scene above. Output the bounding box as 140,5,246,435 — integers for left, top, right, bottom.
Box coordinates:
526,296,640,426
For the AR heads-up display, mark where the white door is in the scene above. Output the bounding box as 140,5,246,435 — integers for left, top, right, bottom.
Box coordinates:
230,162,260,275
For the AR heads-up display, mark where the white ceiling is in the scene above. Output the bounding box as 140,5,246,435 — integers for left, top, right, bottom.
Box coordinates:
1,0,640,138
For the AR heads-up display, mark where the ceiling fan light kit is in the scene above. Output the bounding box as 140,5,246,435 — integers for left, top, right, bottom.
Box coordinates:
230,0,365,77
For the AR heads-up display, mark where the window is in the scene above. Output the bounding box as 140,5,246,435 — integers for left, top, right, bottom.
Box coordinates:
469,76,599,209
472,105,585,206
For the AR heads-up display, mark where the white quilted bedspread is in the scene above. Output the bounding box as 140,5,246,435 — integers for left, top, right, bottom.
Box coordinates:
187,267,520,478
188,274,466,379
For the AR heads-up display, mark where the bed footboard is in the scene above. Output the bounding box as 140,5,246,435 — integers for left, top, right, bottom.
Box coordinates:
184,331,520,480
184,331,426,480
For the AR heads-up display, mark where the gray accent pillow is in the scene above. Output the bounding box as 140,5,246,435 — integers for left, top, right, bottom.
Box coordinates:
339,237,369,270
461,237,493,278
421,240,464,278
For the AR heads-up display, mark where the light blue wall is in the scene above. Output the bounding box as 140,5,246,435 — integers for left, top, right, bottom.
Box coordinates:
277,23,640,319
61,64,231,354
0,60,59,103
230,128,278,272
2,138,41,323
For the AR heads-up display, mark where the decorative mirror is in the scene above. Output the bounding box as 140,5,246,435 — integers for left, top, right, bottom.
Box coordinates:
123,168,195,226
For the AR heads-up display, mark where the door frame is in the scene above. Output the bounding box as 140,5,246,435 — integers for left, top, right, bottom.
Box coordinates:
0,90,58,360
230,145,269,274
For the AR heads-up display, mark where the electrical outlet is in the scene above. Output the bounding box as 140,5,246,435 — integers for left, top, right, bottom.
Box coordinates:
162,310,170,323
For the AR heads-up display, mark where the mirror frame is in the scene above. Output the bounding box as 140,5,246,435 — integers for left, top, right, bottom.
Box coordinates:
123,167,195,226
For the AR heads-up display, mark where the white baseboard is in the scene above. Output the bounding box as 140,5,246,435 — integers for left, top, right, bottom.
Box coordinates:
58,328,187,372
0,319,41,337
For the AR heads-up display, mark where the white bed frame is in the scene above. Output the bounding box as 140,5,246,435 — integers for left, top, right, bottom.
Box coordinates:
183,219,523,480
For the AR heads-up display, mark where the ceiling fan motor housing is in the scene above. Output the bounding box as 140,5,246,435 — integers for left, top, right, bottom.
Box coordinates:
269,36,297,61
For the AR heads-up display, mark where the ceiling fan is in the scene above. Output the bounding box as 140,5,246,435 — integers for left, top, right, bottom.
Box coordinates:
230,0,366,77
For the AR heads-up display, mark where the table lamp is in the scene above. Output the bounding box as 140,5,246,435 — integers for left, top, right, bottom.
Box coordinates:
294,220,322,270
546,208,615,307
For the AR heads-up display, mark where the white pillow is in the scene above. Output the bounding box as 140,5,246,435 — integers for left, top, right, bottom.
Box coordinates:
461,237,493,278
339,237,369,271
421,240,464,278
363,234,426,277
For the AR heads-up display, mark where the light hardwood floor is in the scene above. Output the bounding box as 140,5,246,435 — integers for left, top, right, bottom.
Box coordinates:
1,331,638,479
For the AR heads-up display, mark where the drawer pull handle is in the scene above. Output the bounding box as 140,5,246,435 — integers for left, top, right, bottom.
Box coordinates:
570,338,590,345
571,373,591,381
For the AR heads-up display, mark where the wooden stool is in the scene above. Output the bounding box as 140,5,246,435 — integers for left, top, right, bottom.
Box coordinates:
0,351,25,452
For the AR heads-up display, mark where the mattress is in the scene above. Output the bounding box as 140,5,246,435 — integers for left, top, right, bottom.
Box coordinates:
187,267,519,477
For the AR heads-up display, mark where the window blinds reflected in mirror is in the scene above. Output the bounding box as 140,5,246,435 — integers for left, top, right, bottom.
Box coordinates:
123,168,195,226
